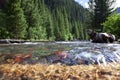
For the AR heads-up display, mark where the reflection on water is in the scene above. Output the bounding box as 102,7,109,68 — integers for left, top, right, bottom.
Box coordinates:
0,41,120,66
0,42,71,55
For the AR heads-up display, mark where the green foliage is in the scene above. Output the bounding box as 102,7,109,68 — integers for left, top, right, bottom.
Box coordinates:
0,9,9,38
0,0,90,41
21,0,46,40
27,26,47,40
103,14,120,38
88,0,115,31
38,0,55,40
6,0,27,39
45,0,88,40
72,21,80,39
55,8,72,41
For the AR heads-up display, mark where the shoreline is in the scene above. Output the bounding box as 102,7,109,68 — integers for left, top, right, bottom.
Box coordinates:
0,39,119,44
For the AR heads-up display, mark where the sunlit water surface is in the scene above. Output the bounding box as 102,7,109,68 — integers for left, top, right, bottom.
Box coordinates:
0,41,120,66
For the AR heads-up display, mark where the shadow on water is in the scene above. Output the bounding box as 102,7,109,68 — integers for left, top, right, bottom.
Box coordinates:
0,41,120,66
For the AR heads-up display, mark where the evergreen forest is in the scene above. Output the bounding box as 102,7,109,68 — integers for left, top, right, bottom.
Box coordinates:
0,0,120,41
0,0,89,41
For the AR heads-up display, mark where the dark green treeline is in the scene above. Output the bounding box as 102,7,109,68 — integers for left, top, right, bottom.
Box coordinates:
88,0,115,32
0,0,89,41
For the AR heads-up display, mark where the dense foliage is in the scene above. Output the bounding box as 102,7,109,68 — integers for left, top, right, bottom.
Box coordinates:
0,0,89,41
5,0,27,39
88,0,115,31
103,14,120,39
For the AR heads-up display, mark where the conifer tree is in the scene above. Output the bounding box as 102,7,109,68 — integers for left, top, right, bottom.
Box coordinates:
63,7,73,40
0,9,8,38
46,12,55,40
88,0,115,31
72,22,79,39
22,0,39,40
38,0,54,40
6,0,27,39
0,0,89,40
57,9,66,40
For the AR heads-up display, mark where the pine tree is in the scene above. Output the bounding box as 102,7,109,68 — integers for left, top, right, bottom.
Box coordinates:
72,22,79,39
6,0,27,39
63,8,73,40
0,9,9,38
88,0,115,31
38,0,54,40
45,0,88,40
57,9,66,40
0,0,89,40
46,12,55,40
87,0,94,29
21,0,47,40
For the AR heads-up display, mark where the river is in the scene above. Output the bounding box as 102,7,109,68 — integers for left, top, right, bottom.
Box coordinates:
0,41,120,66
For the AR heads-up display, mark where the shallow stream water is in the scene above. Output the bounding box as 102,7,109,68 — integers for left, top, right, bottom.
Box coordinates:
0,41,120,66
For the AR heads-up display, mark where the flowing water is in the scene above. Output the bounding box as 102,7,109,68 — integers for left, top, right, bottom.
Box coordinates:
0,41,120,66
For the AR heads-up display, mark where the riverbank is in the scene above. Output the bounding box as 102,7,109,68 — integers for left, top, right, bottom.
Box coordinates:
0,39,120,44
0,63,120,80
0,39,57,44
0,39,28,44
